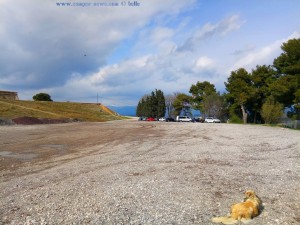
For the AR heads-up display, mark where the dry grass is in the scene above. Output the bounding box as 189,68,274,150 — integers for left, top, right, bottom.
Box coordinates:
0,100,125,122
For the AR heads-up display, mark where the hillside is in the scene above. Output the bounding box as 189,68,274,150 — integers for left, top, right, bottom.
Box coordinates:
0,100,125,122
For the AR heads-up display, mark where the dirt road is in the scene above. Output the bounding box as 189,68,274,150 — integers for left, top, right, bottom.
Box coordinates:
0,120,299,224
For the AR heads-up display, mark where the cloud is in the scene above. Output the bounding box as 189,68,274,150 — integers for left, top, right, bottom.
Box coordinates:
177,15,245,52
2,0,299,107
133,26,176,54
0,0,195,91
47,48,222,105
194,56,215,71
231,32,300,71
15,10,231,105
232,45,256,56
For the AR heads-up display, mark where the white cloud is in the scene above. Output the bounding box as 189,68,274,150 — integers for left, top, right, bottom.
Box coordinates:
194,56,215,71
231,32,300,71
47,48,221,105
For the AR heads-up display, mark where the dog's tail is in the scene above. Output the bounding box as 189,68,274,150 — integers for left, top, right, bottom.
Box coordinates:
211,216,238,224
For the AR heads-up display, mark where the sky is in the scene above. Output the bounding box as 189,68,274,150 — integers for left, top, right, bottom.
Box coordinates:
0,0,300,106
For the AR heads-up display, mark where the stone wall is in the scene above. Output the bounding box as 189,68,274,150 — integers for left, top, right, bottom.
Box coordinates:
0,91,19,100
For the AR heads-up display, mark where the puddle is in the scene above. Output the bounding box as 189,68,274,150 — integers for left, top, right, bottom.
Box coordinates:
0,151,38,160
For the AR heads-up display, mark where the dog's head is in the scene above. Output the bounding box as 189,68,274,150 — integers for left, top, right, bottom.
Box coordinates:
245,190,256,198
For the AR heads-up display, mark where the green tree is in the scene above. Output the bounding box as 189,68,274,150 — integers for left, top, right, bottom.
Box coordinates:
228,103,243,123
250,65,277,123
149,91,158,118
261,97,283,124
155,89,166,118
136,97,146,117
173,93,192,116
136,89,165,118
273,38,300,76
189,81,216,112
225,68,254,124
33,93,53,101
272,38,300,119
136,95,151,117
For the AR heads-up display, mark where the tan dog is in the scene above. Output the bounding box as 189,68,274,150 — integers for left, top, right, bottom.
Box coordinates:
211,190,262,224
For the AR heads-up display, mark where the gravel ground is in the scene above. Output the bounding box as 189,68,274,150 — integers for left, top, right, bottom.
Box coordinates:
0,120,299,225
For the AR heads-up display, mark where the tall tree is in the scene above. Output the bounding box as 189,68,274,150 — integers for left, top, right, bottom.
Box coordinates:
149,91,158,118
272,38,300,119
225,68,254,124
189,81,216,113
136,98,146,117
250,65,277,123
136,100,143,117
173,93,192,116
155,89,166,118
136,89,165,118
136,94,150,117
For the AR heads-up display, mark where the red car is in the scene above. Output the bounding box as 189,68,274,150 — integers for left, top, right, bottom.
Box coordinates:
146,117,155,121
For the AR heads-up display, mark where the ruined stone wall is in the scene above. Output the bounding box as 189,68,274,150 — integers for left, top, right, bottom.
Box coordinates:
0,91,19,100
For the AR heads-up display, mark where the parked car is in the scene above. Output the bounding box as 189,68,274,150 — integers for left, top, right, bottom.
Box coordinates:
166,117,175,122
204,117,221,123
159,117,166,122
176,116,192,122
192,117,205,123
138,117,147,121
146,117,155,121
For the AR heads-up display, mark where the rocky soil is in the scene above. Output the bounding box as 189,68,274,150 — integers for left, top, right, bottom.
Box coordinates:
0,120,299,224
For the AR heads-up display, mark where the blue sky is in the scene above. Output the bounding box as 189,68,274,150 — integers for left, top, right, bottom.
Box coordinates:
0,0,299,106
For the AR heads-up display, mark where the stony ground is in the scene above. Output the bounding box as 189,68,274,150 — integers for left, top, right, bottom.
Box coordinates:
0,120,299,225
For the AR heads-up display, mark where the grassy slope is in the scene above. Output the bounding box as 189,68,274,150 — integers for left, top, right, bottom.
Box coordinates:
0,100,125,122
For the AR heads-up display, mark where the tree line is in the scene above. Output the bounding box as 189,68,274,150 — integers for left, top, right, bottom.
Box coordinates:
136,89,166,118
136,38,300,125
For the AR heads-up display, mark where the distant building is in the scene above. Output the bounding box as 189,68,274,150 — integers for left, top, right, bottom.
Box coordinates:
0,91,19,100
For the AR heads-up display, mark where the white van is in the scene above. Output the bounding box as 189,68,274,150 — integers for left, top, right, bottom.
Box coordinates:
176,116,192,122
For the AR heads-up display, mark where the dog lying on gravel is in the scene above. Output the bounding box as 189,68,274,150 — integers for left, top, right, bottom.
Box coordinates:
211,190,262,224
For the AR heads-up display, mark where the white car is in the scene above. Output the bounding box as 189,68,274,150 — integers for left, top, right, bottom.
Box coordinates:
159,117,166,122
176,116,192,122
204,117,221,123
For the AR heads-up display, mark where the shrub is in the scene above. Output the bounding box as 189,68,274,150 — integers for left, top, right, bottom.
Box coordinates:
33,93,53,101
261,97,283,124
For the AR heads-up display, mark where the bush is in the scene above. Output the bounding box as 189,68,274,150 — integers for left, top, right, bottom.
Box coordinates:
228,114,243,124
261,97,283,124
33,93,53,101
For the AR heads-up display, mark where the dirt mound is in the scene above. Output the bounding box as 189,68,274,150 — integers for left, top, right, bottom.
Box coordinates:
11,117,78,125
12,117,43,125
